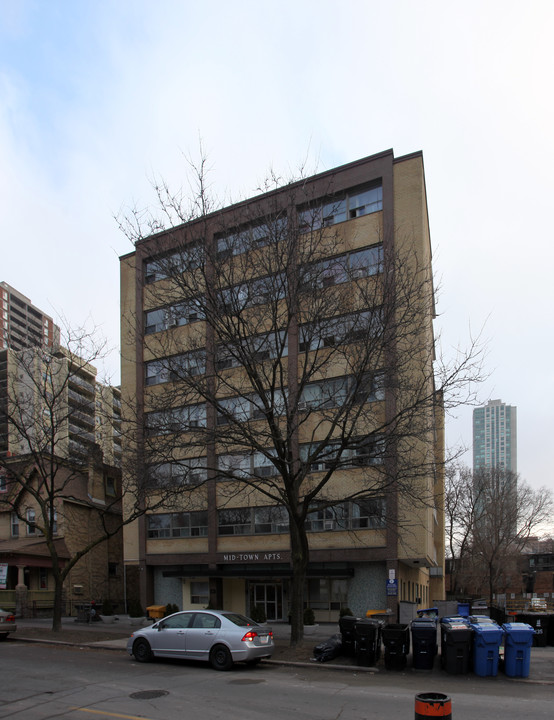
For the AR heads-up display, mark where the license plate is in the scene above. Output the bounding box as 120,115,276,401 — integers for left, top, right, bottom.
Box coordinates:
260,635,268,644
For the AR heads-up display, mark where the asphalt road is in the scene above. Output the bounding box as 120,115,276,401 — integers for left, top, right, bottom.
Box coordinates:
1,642,553,720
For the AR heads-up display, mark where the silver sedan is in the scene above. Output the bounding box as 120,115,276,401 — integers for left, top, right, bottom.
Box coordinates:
0,609,16,640
127,610,274,670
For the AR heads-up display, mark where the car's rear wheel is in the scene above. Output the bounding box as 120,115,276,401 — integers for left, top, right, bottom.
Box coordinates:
133,638,153,663
0,633,7,642
209,644,233,670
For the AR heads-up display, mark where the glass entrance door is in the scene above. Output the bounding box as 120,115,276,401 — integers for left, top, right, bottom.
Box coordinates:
250,583,283,621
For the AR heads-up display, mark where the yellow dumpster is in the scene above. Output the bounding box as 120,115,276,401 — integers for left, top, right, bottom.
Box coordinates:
147,605,166,619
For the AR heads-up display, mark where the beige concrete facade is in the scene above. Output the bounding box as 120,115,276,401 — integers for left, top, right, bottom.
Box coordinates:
120,150,445,622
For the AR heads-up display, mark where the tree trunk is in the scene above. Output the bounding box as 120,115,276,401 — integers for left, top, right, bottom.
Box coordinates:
51,576,64,632
289,516,309,646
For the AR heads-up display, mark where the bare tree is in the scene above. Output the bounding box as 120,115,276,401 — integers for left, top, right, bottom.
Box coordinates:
119,155,486,644
444,463,553,604
0,326,184,631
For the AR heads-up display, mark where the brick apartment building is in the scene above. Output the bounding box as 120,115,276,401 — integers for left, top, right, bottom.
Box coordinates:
120,149,445,622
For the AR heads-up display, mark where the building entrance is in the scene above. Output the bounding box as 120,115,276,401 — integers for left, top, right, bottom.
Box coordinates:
249,583,283,621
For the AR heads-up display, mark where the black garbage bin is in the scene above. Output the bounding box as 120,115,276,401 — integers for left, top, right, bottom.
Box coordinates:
517,613,549,647
411,619,437,670
339,615,359,656
440,620,473,674
355,619,382,666
382,623,410,670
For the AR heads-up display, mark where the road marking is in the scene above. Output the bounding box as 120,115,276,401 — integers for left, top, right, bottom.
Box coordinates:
71,708,155,720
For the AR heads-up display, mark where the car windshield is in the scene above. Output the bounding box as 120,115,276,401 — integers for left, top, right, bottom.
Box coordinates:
222,612,258,627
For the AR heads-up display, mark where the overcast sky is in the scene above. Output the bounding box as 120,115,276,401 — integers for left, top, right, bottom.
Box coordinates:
1,1,552,495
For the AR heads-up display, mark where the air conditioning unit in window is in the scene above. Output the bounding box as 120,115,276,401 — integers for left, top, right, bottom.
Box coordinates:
73,584,83,595
297,401,307,411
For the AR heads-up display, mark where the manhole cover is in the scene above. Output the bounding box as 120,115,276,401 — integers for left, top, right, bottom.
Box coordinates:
130,690,169,700
229,679,265,685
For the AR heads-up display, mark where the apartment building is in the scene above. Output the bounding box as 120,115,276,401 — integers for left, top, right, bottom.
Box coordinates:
473,399,517,473
120,149,445,621
0,291,123,613
0,345,121,464
0,282,59,351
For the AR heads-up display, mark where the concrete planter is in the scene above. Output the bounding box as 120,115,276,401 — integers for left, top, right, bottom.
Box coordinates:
303,624,319,635
99,615,116,624
128,616,147,626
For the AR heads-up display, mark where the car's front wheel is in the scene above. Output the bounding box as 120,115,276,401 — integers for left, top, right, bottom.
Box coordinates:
209,644,233,671
132,638,153,663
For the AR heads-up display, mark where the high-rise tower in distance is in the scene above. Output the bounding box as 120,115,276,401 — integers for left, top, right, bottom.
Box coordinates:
473,399,517,473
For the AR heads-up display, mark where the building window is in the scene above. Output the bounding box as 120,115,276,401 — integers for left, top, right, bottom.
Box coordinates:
299,377,351,410
145,300,205,334
106,476,116,497
305,498,386,532
145,351,206,386
147,511,208,538
39,568,48,590
216,331,288,370
26,508,37,536
306,578,348,612
299,310,383,353
0,473,6,492
298,184,383,232
190,581,209,604
216,217,286,259
301,245,383,289
218,508,252,535
145,245,203,284
50,509,58,535
217,506,289,535
11,513,19,537
146,458,207,488
146,403,207,434
218,273,287,313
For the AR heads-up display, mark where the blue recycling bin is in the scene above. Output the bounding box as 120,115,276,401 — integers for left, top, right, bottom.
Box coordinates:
502,623,534,678
471,622,504,677
457,602,470,618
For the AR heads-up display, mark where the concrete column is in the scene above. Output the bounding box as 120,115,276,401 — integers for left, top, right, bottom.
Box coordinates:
16,565,26,589
15,566,28,617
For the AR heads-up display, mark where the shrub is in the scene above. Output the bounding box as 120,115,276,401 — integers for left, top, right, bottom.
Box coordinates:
164,603,179,616
339,607,354,618
250,604,267,624
128,599,144,618
303,607,315,625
